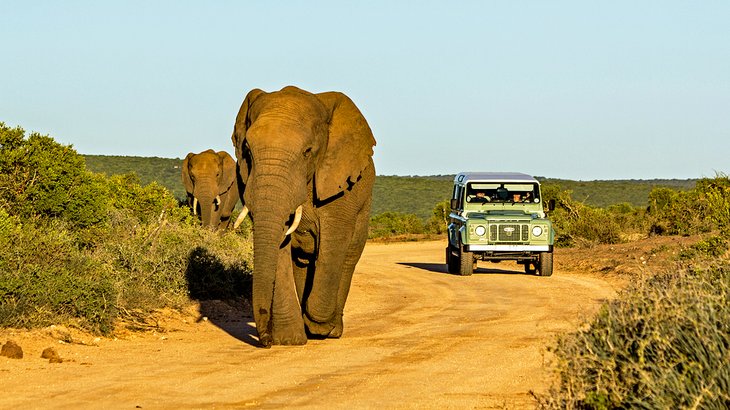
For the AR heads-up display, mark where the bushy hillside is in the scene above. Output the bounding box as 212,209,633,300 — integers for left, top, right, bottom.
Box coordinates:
84,155,185,200
83,155,697,219
541,178,696,208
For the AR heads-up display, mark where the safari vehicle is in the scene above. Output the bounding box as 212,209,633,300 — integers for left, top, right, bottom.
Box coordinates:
446,172,555,276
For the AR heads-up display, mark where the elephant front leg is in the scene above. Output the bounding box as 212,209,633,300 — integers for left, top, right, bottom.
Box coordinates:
329,203,370,338
271,243,307,345
302,222,352,338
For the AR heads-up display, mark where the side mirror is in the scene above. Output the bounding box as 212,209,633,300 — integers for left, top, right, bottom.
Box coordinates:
547,199,556,211
450,198,460,210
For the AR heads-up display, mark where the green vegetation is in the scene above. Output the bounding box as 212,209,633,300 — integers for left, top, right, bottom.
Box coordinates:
536,178,730,408
538,261,730,409
541,178,695,208
84,154,185,200
1,123,251,334
81,157,696,223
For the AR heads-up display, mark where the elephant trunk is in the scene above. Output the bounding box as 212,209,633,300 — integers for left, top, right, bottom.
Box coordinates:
251,216,285,347
247,172,307,347
193,181,219,230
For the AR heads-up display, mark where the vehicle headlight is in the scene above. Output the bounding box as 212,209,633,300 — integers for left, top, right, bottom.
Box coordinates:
532,226,543,237
475,225,487,236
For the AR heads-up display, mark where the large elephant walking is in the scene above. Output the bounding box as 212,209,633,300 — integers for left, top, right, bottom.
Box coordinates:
232,86,376,347
182,149,239,231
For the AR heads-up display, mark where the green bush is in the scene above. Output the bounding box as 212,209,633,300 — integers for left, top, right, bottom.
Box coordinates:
0,216,117,333
369,211,425,238
538,263,730,408
106,173,184,224
0,123,109,228
549,190,626,247
679,235,729,260
649,174,730,236
0,123,253,334
93,212,252,316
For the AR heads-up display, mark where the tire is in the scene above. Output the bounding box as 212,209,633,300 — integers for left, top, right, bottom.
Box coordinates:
446,247,459,274
538,252,553,277
458,247,474,276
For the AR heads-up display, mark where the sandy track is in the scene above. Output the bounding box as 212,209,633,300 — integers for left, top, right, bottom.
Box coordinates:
1,240,619,409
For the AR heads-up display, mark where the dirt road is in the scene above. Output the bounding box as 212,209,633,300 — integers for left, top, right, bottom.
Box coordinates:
1,240,620,409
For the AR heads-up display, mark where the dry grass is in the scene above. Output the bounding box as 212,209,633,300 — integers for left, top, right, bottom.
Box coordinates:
535,258,730,409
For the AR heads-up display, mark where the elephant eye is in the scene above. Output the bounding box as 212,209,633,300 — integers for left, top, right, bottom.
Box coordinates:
303,147,313,158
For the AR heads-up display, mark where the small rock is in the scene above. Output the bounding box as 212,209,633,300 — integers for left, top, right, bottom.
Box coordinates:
1,340,24,359
41,347,63,363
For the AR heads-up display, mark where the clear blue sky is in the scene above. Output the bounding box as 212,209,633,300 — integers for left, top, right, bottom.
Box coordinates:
2,1,728,180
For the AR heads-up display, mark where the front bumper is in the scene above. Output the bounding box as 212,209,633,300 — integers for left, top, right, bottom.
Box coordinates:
466,244,551,252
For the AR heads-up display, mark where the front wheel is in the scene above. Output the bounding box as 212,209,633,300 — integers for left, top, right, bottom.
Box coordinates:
538,252,553,277
459,247,474,276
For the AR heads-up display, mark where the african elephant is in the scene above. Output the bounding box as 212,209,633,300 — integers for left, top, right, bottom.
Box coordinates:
232,86,376,347
182,149,240,231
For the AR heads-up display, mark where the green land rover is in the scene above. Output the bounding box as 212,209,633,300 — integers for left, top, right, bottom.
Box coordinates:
446,172,556,276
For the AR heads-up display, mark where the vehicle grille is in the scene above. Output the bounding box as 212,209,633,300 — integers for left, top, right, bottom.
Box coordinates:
489,224,529,242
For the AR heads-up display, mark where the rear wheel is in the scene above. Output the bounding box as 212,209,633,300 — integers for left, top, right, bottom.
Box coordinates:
538,252,553,277
446,247,459,274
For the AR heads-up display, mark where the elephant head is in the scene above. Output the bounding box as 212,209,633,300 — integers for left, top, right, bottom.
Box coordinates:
182,149,239,231
232,86,376,347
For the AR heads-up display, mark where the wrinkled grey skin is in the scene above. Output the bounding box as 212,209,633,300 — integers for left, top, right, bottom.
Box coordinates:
182,149,239,231
232,86,376,347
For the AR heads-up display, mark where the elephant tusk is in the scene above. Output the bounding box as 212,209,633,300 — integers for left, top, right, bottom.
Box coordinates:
285,205,303,236
214,195,221,206
233,205,249,230
193,197,198,216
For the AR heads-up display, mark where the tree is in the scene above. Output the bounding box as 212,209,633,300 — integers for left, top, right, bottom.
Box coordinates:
0,122,110,228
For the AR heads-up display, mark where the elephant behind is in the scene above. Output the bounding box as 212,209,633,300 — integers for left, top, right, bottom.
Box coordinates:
232,86,376,347
182,149,240,231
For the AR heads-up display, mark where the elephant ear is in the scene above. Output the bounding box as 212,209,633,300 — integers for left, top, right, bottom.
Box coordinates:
217,151,237,195
182,153,195,194
314,91,376,201
232,88,265,184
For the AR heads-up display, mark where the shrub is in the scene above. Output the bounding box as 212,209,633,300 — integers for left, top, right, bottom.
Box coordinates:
679,235,729,260
424,200,450,234
0,216,117,333
648,174,730,236
369,211,425,238
106,173,183,224
0,123,109,228
549,190,625,247
537,263,730,408
0,123,253,334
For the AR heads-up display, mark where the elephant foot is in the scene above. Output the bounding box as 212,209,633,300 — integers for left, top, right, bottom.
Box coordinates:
272,330,308,346
258,333,273,349
329,315,344,339
258,327,307,347
303,314,338,339
270,321,308,346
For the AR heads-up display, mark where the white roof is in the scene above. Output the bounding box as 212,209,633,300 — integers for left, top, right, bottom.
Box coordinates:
454,172,538,184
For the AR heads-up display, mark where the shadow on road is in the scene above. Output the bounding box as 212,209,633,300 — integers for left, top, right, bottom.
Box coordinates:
398,262,530,276
185,246,260,348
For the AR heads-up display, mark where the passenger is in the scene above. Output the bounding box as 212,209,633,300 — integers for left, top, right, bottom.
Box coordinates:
476,191,490,202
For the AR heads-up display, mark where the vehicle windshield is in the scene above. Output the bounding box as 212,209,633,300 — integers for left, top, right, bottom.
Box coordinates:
465,182,540,204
